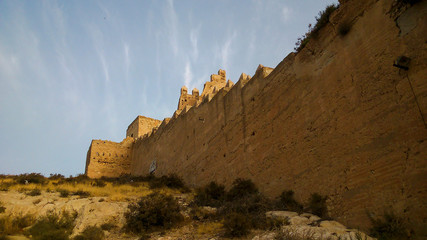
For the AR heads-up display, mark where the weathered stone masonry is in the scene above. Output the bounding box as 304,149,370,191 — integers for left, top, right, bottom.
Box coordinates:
86,0,427,235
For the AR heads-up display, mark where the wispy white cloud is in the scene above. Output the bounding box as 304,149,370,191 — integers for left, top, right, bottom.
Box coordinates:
190,26,200,60
86,22,120,138
219,31,237,70
124,42,130,78
99,52,110,84
184,61,193,88
281,6,292,23
0,49,21,90
164,0,179,56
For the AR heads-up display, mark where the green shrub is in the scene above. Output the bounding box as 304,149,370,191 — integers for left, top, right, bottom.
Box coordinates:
100,174,148,186
369,211,409,240
312,4,339,36
49,173,65,180
74,225,104,240
276,190,303,213
91,179,106,187
15,173,46,185
0,182,14,191
100,223,116,231
219,179,274,231
28,211,76,240
222,193,273,230
14,214,35,230
73,190,90,198
26,188,42,196
226,178,258,201
294,4,339,52
64,174,90,184
125,192,183,233
223,212,251,237
101,174,149,185
0,213,35,235
294,35,312,52
194,181,225,207
148,174,188,192
308,193,328,218
58,189,70,198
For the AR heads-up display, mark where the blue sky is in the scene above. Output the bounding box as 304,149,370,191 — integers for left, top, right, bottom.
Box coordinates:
0,0,338,176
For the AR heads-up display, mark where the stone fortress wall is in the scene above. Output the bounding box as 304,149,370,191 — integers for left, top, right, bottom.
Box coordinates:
85,138,134,179
85,0,427,234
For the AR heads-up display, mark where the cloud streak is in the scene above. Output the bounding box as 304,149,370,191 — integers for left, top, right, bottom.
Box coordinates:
220,31,237,71
124,42,130,78
165,0,179,56
282,6,292,23
190,27,200,60
184,61,193,89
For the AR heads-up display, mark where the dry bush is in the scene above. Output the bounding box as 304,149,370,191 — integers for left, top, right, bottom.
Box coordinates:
72,190,90,198
0,213,35,235
74,225,104,240
148,174,189,192
276,190,303,213
194,181,225,207
49,173,65,180
369,211,410,240
15,173,47,185
308,193,328,218
26,188,42,196
125,192,183,234
226,178,259,201
27,211,77,240
294,4,339,52
223,212,251,237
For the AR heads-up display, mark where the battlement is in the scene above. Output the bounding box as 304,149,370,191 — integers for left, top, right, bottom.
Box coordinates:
177,87,201,111
201,69,227,97
126,116,162,138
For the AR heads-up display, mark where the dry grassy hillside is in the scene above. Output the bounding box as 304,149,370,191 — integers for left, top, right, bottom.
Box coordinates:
0,173,394,240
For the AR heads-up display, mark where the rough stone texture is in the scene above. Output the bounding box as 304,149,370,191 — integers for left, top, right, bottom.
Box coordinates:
126,115,162,139
85,137,134,178
289,216,312,226
86,0,427,235
266,211,299,220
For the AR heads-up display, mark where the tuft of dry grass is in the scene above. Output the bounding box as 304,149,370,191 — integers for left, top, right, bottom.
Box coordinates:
1,177,180,201
197,221,223,235
0,213,36,235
